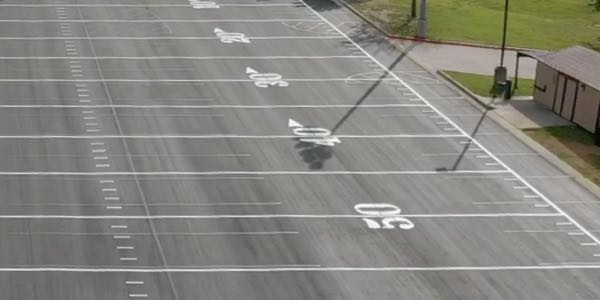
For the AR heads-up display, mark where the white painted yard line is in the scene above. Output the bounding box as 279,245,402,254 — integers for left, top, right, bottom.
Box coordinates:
299,0,600,248
0,36,345,40
4,264,600,272
0,213,561,220
0,104,427,109
556,222,573,226
0,170,510,176
0,134,466,139
0,78,399,83
16,231,300,236
0,19,320,23
0,56,366,60
120,257,138,261
0,4,298,7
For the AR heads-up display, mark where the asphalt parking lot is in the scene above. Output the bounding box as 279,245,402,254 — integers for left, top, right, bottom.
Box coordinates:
3,0,600,299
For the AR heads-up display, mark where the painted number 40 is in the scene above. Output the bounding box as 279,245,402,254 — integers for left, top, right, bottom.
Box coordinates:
354,203,414,230
289,119,341,147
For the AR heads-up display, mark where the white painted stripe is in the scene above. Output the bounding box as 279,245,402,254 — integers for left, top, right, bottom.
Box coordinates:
0,213,561,220
0,134,467,139
111,225,127,229
0,78,400,83
0,4,298,7
95,164,110,168
117,246,135,250
113,235,130,239
0,170,511,176
104,197,121,201
0,36,344,41
90,142,103,145
581,243,598,246
93,156,108,160
106,206,122,210
0,56,366,60
102,188,117,192
120,257,137,261
99,180,114,183
4,264,600,272
0,19,320,23
91,149,106,153
129,294,148,298
0,104,426,109
125,281,144,285
556,222,573,226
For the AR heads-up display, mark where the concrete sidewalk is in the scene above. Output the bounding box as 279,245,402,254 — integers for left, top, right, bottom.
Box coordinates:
394,40,538,79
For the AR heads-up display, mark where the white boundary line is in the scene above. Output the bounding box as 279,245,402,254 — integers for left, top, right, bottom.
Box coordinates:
0,264,597,272
0,170,508,176
297,0,600,247
0,213,559,220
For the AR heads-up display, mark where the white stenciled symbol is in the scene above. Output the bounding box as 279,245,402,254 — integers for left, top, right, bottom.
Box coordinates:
288,119,341,147
189,1,219,9
246,67,289,88
354,203,414,230
214,28,251,44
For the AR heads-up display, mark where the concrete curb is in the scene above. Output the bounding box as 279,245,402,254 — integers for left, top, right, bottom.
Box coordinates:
336,0,538,52
437,70,495,110
436,74,600,198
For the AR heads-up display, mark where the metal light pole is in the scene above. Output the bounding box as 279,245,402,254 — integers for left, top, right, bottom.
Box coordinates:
499,0,509,67
494,0,510,99
417,0,427,38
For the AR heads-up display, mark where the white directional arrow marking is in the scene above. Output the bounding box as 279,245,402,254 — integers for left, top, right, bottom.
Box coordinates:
288,118,303,128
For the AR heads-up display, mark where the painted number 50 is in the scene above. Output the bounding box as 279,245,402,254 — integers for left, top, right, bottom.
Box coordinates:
354,203,414,230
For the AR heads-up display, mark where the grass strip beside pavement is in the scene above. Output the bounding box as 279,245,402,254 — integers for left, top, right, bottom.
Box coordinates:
347,0,600,50
444,71,534,97
525,126,600,186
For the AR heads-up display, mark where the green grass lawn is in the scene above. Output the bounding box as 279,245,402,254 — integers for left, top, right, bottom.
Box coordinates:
525,126,600,186
444,70,534,97
348,0,600,49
